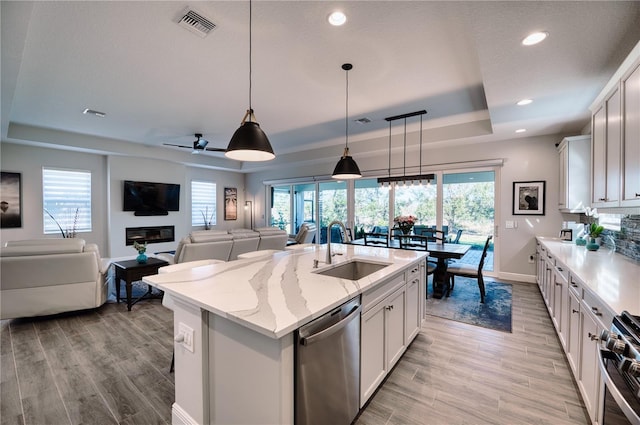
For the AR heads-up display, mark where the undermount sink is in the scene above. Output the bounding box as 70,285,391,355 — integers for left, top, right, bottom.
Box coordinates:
314,259,390,280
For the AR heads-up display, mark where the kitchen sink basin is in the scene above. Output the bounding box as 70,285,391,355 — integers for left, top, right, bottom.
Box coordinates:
314,260,390,280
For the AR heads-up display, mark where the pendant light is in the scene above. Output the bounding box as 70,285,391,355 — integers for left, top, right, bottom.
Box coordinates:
225,0,275,162
377,110,432,186
332,63,361,179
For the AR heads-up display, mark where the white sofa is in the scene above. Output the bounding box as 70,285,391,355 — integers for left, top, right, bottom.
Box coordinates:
157,228,288,265
0,238,109,319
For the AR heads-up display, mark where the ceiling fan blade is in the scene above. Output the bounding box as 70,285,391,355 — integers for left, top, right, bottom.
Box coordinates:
163,143,192,149
204,147,227,152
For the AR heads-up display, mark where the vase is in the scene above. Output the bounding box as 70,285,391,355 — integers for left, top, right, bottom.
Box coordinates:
136,252,148,264
401,227,412,235
586,238,600,251
575,237,586,246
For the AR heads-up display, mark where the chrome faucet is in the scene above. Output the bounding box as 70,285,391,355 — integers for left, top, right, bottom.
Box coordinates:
326,220,347,264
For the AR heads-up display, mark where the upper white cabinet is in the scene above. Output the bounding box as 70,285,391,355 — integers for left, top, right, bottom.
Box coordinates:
621,59,640,207
558,135,590,212
590,41,640,208
591,86,621,207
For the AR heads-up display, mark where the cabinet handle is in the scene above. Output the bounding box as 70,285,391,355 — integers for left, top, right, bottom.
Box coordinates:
555,282,562,286
636,193,640,198
385,305,394,311
589,332,600,341
557,267,563,272
592,306,603,317
598,197,607,201
571,283,578,288
572,309,579,314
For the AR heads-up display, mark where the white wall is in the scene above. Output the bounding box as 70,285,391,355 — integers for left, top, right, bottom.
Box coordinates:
246,134,569,279
0,142,108,251
1,142,248,258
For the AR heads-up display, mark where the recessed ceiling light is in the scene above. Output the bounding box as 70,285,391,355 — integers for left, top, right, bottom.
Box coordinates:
515,128,527,133
83,108,106,117
522,31,548,46
517,99,533,106
328,11,347,26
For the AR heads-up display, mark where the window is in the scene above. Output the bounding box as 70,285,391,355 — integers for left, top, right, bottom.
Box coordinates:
191,181,217,227
354,179,389,235
43,168,92,235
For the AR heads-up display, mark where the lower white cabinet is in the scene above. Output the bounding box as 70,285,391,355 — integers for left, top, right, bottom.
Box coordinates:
567,285,581,375
580,304,602,422
405,264,423,344
360,285,406,406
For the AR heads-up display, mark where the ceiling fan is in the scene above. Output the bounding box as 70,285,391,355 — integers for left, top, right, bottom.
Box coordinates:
163,133,226,154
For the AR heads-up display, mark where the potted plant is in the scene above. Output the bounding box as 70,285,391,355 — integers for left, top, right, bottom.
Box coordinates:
586,222,604,251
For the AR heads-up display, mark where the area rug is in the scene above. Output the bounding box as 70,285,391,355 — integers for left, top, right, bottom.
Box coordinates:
426,277,512,332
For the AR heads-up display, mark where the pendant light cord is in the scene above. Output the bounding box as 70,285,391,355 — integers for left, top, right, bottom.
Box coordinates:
345,67,349,149
249,0,252,113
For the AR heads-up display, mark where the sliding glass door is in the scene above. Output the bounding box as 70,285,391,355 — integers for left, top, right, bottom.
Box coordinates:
319,181,346,243
442,171,495,271
354,179,389,238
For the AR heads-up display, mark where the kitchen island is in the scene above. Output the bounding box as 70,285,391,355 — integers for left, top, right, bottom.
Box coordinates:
144,243,427,425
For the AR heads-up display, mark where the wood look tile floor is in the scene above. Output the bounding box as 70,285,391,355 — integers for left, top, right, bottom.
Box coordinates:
1,281,589,425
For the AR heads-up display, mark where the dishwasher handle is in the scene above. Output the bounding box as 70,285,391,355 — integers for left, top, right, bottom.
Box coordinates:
300,304,361,346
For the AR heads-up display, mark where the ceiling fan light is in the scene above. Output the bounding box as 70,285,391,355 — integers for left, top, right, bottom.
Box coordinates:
332,147,361,179
225,121,275,161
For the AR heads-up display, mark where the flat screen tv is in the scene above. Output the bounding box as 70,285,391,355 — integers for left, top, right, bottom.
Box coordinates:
123,180,180,214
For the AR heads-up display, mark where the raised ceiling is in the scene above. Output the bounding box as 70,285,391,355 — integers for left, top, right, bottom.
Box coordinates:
2,1,640,172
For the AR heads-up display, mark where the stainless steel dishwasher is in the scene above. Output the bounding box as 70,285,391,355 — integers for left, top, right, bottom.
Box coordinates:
295,296,361,425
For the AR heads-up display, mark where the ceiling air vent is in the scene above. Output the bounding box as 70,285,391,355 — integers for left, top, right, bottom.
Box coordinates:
177,8,216,38
355,117,372,124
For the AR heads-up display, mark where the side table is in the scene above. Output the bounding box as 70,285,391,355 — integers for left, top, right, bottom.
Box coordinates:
112,258,169,311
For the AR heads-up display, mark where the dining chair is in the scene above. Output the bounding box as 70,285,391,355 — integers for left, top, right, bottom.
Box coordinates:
445,235,493,303
364,232,389,247
449,229,463,244
397,235,437,286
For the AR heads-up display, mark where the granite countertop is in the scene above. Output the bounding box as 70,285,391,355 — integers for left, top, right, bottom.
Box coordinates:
144,244,427,339
537,237,640,315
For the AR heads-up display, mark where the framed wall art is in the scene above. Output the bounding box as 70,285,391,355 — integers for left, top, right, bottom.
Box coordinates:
1,171,22,228
513,180,545,215
224,187,237,220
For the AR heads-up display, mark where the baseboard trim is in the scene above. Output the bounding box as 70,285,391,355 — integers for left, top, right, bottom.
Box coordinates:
172,403,199,425
497,272,536,284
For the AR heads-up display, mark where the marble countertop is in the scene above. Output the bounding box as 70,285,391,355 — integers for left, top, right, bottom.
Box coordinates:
537,237,640,315
143,244,427,339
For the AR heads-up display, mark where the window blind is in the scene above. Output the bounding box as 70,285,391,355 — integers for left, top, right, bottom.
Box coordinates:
42,168,92,235
192,181,217,226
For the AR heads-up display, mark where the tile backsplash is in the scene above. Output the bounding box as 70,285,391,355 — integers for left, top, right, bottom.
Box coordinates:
600,215,640,262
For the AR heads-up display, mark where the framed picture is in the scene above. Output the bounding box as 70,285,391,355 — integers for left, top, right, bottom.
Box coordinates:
1,171,22,228
513,181,545,215
224,187,237,220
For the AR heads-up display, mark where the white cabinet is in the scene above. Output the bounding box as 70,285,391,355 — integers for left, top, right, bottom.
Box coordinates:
360,284,406,406
567,282,581,375
404,263,426,346
590,40,640,209
591,86,621,207
360,260,425,407
553,262,569,349
621,60,640,207
579,304,602,422
557,135,590,212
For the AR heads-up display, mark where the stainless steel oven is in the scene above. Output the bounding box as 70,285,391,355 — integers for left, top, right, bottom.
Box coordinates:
599,312,640,424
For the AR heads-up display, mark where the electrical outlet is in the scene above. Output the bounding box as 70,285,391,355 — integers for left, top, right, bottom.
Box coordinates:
528,255,535,264
178,322,195,353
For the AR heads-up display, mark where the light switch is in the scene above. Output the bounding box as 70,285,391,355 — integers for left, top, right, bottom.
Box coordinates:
505,220,514,229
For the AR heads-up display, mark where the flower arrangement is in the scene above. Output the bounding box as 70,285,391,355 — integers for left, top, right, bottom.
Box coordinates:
394,215,417,234
44,208,79,238
201,206,214,230
133,241,147,254
585,207,604,239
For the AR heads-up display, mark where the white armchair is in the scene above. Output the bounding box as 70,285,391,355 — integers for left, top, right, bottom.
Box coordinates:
0,238,108,319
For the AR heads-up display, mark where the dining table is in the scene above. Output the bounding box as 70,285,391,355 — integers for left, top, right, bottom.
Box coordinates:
349,236,471,298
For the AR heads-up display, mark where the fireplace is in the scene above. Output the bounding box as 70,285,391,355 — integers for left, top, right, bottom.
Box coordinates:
125,226,175,245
